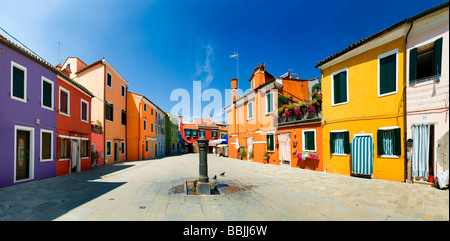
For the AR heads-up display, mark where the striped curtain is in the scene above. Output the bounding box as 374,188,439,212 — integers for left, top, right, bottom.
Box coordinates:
278,133,291,163
382,130,395,155
351,136,374,176
333,133,345,154
412,124,430,178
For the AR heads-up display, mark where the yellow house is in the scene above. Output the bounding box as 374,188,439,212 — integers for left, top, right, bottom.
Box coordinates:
316,21,409,182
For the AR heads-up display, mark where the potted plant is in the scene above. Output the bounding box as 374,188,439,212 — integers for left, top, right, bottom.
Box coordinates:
262,152,269,163
91,150,99,167
240,149,246,160
249,150,254,161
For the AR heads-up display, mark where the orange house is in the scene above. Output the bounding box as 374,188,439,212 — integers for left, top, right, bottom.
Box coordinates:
62,57,129,164
126,92,163,160
225,63,322,170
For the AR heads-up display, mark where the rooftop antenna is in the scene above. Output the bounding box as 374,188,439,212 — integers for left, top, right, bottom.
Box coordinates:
230,51,239,94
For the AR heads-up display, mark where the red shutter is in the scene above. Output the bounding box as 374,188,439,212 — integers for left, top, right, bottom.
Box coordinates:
60,91,68,113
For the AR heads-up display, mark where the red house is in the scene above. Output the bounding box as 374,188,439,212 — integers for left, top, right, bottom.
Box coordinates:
55,65,94,176
179,117,222,153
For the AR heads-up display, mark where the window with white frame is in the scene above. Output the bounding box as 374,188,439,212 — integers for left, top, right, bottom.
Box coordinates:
59,87,70,116
107,72,112,87
121,142,125,155
41,77,54,110
377,127,401,157
266,133,274,152
11,61,27,102
121,85,125,97
409,37,443,85
330,130,350,155
145,140,149,152
106,141,112,156
247,101,253,119
40,130,53,161
331,68,348,105
302,130,316,152
81,99,89,122
144,120,147,131
266,92,274,114
80,139,89,158
378,49,398,97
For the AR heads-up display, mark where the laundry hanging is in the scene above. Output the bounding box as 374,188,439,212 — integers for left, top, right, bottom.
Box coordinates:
412,123,430,178
278,133,291,163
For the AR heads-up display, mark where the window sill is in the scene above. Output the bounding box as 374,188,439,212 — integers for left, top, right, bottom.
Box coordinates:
332,153,348,156
380,155,399,159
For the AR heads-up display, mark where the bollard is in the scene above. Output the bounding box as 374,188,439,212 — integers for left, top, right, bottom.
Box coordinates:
197,135,211,195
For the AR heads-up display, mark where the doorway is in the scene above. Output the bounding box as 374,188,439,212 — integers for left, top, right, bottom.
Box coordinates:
278,133,291,165
70,139,79,173
114,142,119,162
351,134,374,177
16,130,31,181
412,123,435,182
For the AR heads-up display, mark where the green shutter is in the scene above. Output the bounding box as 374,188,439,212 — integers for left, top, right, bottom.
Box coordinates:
377,129,384,155
333,74,340,104
340,71,347,103
343,131,350,154
43,81,52,107
380,54,396,95
434,37,443,77
394,128,401,156
409,48,417,85
13,66,25,99
330,132,335,154
304,131,314,151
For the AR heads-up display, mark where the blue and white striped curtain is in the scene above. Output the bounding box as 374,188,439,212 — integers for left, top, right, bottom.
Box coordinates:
382,130,395,155
412,124,430,178
333,133,344,154
351,136,374,176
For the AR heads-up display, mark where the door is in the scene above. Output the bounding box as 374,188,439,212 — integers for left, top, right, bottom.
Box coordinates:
351,135,374,176
412,123,434,182
278,133,291,165
247,137,253,160
70,140,79,173
16,130,30,180
114,143,119,161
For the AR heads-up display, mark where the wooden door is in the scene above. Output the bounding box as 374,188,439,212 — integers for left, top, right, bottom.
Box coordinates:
16,130,30,180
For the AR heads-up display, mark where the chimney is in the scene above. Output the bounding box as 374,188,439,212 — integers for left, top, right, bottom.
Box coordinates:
231,78,238,90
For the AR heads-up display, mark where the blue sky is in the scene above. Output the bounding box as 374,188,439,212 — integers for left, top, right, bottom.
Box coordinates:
0,0,446,123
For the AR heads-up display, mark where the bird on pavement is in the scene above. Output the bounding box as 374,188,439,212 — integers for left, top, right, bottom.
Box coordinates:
213,175,217,180
220,172,225,177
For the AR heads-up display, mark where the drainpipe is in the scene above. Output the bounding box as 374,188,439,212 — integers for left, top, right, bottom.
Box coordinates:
138,96,143,159
404,19,414,183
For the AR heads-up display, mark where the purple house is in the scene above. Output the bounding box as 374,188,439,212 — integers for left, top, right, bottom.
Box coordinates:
0,34,57,188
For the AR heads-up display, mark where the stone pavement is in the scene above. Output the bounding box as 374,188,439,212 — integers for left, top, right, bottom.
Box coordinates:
0,153,448,221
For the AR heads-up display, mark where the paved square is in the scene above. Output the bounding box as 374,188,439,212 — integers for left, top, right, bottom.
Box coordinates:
0,154,448,221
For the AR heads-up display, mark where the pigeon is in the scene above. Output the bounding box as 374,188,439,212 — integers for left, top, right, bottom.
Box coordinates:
213,175,217,180
220,172,225,177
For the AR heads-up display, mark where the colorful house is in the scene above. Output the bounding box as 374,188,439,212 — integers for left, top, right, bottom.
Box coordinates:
405,3,448,184
0,34,57,187
165,113,180,154
62,57,129,164
155,108,166,156
126,92,162,160
225,63,322,168
316,17,410,182
179,117,222,153
54,65,94,176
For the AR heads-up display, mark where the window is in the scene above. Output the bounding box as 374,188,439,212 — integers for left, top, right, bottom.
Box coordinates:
332,69,348,105
144,104,147,112
59,87,70,115
105,102,113,121
107,72,112,87
121,85,125,97
330,131,350,154
145,140,149,152
212,131,217,138
143,120,147,131
151,108,154,115
378,49,398,96
377,128,401,157
40,130,53,161
199,130,205,137
11,61,27,102
80,140,89,158
185,129,191,137
81,99,89,122
121,142,125,155
267,133,274,152
121,109,126,125
151,123,154,132
302,130,316,152
41,77,54,110
106,141,112,156
247,101,253,119
192,130,198,138
60,138,70,158
409,37,443,85
266,92,274,114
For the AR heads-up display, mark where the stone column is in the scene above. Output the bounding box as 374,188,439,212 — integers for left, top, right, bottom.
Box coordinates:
197,136,211,195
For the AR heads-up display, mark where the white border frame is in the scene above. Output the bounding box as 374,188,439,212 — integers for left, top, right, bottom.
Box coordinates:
377,49,399,97
379,126,400,159
330,129,348,156
106,71,113,88
302,129,317,152
265,91,275,115
121,141,126,155
40,129,54,162
331,67,349,106
247,101,254,120
106,140,112,156
80,99,89,123
59,86,70,117
266,131,275,152
10,61,27,103
41,76,54,111
14,125,34,183
121,84,126,97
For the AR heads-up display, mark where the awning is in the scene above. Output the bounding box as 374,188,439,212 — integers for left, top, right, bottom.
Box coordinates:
351,135,374,176
221,134,228,144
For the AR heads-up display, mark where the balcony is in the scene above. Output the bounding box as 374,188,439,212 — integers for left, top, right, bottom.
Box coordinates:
277,104,322,126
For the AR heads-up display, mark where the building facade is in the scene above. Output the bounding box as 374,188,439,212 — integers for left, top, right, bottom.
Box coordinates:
405,3,449,184
165,113,179,154
0,34,57,187
62,57,129,164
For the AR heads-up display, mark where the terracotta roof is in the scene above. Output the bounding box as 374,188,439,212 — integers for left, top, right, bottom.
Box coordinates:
182,123,198,129
315,1,449,68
